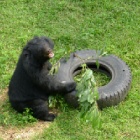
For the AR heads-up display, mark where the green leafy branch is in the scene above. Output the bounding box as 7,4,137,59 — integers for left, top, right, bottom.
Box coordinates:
75,64,101,128
49,50,71,75
74,49,107,129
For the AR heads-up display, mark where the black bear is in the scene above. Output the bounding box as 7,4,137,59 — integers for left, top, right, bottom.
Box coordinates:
8,36,76,121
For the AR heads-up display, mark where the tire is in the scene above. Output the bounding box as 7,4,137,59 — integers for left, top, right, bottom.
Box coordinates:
56,50,132,109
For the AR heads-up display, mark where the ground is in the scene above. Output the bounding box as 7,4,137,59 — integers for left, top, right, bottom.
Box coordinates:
0,91,51,140
0,89,50,140
0,120,50,140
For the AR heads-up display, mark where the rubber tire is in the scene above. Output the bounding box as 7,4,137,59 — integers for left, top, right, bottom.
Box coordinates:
56,50,132,109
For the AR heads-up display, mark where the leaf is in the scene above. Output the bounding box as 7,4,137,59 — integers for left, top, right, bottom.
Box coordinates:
78,90,89,102
87,92,95,104
49,62,60,75
96,60,100,69
91,108,102,129
101,51,108,56
93,87,99,100
83,69,93,80
99,46,107,57
81,63,87,69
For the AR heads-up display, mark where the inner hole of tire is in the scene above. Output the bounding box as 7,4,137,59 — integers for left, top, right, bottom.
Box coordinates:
73,64,112,87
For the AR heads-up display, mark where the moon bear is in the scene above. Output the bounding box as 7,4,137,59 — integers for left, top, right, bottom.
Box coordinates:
8,36,76,121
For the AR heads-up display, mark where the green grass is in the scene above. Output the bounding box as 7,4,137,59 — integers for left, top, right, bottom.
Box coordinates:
0,0,140,139
75,70,111,87
0,99,37,127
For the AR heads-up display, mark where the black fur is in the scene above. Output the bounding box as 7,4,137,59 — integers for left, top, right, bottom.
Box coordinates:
8,36,76,121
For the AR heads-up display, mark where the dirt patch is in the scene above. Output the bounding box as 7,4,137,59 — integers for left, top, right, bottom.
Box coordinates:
0,90,52,140
0,121,50,140
0,89,8,102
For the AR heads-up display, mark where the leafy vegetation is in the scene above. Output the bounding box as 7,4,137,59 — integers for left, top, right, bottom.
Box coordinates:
75,65,101,128
0,0,140,139
0,99,37,127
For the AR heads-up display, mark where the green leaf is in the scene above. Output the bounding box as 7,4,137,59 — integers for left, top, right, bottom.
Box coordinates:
49,62,60,75
96,60,100,69
101,51,108,56
78,90,89,102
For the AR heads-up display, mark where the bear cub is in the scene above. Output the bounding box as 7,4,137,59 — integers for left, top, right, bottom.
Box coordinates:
8,36,76,121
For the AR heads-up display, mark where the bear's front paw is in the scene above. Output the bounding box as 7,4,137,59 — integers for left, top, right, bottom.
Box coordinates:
65,82,76,92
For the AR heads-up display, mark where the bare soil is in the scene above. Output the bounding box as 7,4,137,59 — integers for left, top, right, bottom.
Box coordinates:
0,121,50,140
0,90,52,140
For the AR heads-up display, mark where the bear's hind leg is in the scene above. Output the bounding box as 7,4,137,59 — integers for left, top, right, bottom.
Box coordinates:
28,99,56,121
10,99,55,121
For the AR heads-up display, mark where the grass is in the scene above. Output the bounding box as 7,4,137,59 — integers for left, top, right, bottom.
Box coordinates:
75,70,111,87
0,0,140,139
